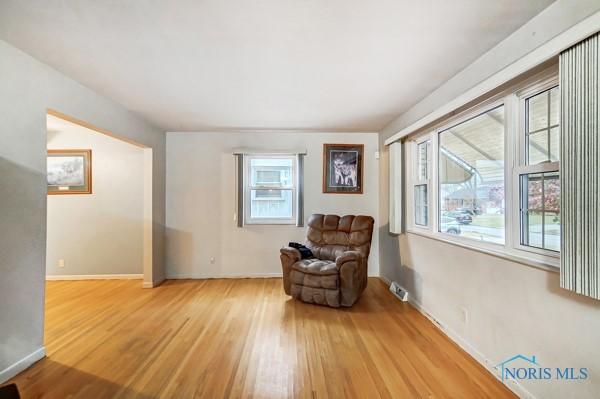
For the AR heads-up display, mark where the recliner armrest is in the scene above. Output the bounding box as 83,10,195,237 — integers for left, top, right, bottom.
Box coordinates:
280,246,301,296
335,250,363,267
280,246,301,263
336,250,367,307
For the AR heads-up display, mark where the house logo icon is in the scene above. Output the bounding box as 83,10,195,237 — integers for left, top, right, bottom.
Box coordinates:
496,354,588,382
496,355,539,381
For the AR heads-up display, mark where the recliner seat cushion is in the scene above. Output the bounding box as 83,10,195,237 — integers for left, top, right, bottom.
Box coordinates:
291,259,338,275
290,259,338,290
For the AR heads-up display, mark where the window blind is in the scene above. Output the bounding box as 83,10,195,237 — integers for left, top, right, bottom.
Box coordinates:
560,32,600,299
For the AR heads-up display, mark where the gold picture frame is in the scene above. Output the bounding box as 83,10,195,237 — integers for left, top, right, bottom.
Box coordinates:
47,149,92,195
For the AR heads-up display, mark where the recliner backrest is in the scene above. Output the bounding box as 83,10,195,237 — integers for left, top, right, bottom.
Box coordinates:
306,214,374,261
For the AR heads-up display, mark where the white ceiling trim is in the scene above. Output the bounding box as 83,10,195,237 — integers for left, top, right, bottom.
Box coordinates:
384,10,600,146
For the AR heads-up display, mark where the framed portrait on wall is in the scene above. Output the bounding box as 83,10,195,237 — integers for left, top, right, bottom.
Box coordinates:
47,149,92,195
323,144,364,194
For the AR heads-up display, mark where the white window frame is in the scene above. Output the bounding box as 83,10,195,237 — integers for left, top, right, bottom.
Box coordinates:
405,66,560,269
244,154,296,225
251,189,285,201
410,137,431,229
512,76,560,258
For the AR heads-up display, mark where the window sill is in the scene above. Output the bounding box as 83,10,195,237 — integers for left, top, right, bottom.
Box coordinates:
405,229,559,273
245,220,296,225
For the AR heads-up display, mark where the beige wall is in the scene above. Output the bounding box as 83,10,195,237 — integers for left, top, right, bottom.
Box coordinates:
0,40,165,381
46,122,144,276
378,137,600,399
166,132,379,278
377,2,600,397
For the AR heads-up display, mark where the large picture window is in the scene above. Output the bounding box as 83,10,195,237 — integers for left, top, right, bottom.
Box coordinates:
438,106,505,244
404,69,560,267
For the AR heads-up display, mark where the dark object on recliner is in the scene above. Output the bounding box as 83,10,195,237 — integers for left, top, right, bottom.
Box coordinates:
288,242,314,259
0,384,21,399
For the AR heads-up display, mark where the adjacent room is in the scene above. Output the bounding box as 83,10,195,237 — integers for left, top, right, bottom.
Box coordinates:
1,1,600,398
46,114,149,282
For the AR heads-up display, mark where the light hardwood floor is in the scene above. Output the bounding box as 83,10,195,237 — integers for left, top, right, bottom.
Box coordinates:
10,278,515,398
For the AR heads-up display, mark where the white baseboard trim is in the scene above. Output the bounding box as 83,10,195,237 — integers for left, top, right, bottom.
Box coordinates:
405,295,536,399
46,274,143,281
166,272,283,279
142,278,165,289
166,272,382,280
378,275,392,286
0,347,46,384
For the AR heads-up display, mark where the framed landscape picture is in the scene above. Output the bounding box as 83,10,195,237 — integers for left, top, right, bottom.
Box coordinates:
323,144,364,194
47,149,92,195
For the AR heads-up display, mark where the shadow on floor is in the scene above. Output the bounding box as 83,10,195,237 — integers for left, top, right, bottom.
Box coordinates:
11,358,153,399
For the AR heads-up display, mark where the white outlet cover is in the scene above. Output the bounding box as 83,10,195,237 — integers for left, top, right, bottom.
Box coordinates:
461,307,469,323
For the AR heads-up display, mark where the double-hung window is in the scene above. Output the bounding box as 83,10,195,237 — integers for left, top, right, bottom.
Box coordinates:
413,139,431,227
244,155,296,224
404,68,560,267
516,83,560,254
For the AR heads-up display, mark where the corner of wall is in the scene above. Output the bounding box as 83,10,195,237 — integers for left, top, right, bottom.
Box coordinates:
0,347,46,384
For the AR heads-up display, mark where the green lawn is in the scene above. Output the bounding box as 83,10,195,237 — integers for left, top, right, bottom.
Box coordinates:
471,214,504,228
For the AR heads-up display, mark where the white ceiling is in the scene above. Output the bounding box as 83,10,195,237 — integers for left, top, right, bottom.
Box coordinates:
0,1,554,131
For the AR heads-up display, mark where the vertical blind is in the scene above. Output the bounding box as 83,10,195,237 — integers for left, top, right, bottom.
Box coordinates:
389,141,403,234
560,32,600,300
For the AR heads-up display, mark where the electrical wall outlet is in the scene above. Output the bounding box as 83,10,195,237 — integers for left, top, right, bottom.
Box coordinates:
461,307,469,324
58,259,65,268
210,257,216,264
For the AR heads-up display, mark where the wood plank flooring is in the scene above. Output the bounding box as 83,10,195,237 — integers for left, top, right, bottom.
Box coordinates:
9,278,515,398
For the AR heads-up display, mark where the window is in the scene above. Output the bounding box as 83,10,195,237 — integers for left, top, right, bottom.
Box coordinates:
244,155,296,224
414,185,428,226
526,87,559,165
417,141,429,180
520,172,560,251
253,189,284,200
404,69,560,267
517,85,560,253
439,106,505,244
413,140,430,227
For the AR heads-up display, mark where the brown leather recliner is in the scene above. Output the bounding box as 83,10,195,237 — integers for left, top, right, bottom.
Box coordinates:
280,214,374,308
